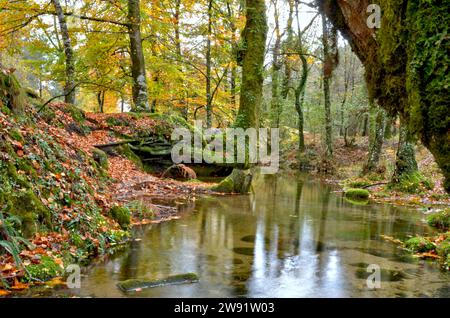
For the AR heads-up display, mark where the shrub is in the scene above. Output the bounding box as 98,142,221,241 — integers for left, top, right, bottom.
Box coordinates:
426,210,449,230
405,237,434,253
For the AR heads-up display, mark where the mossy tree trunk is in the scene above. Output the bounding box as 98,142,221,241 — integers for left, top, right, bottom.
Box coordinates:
215,0,268,194
363,106,385,174
52,0,76,105
317,0,450,192
321,14,336,158
392,119,418,184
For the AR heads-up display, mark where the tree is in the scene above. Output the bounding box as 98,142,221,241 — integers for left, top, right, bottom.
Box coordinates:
317,0,450,192
51,0,75,105
391,119,419,184
321,13,337,157
205,0,214,127
214,0,268,193
270,0,282,128
363,105,385,174
128,0,149,111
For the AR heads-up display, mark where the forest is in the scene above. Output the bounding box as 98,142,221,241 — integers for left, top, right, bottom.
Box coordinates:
0,0,449,298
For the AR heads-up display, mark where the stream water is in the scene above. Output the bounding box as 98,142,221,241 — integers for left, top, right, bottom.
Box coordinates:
35,173,450,297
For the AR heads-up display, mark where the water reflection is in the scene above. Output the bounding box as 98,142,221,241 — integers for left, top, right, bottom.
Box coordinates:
57,173,448,298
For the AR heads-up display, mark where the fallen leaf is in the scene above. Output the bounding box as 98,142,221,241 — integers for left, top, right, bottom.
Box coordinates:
0,289,11,296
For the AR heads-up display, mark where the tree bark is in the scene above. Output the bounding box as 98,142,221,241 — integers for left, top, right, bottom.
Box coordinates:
52,0,76,105
270,0,282,128
392,119,418,183
363,107,385,174
321,14,334,157
205,0,213,127
215,0,268,194
281,0,294,100
127,0,149,111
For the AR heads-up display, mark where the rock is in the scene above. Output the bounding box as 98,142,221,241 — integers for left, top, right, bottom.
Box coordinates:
92,148,109,170
162,164,197,181
213,169,253,194
117,273,199,292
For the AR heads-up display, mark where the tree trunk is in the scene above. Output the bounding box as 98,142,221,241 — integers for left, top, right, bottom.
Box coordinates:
270,0,282,128
363,107,385,174
215,0,267,194
128,0,149,111
392,119,418,183
317,0,450,192
52,0,76,105
205,0,213,127
174,0,187,119
321,14,334,157
281,0,294,100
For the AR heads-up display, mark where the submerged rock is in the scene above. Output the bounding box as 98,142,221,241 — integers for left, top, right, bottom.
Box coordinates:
117,273,199,292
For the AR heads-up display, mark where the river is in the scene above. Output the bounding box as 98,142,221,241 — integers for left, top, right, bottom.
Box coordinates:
31,172,450,297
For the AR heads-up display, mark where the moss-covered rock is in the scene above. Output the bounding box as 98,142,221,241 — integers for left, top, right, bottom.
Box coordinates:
5,189,51,237
344,188,370,201
427,210,449,230
92,148,109,170
213,169,253,194
109,206,131,229
405,237,434,253
117,273,199,292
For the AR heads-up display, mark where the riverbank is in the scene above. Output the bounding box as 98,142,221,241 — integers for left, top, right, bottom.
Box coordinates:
0,102,216,295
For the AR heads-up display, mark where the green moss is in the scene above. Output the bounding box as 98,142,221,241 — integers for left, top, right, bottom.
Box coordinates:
109,206,131,229
212,176,234,193
65,105,85,123
405,237,434,253
118,144,143,169
106,116,129,127
8,128,24,143
6,189,51,236
344,188,370,200
25,256,62,282
427,210,449,230
0,72,25,114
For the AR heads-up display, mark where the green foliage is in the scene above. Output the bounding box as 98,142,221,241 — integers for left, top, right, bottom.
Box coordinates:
0,212,34,267
405,237,434,253
24,256,62,282
427,210,449,230
109,206,131,230
390,171,433,194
